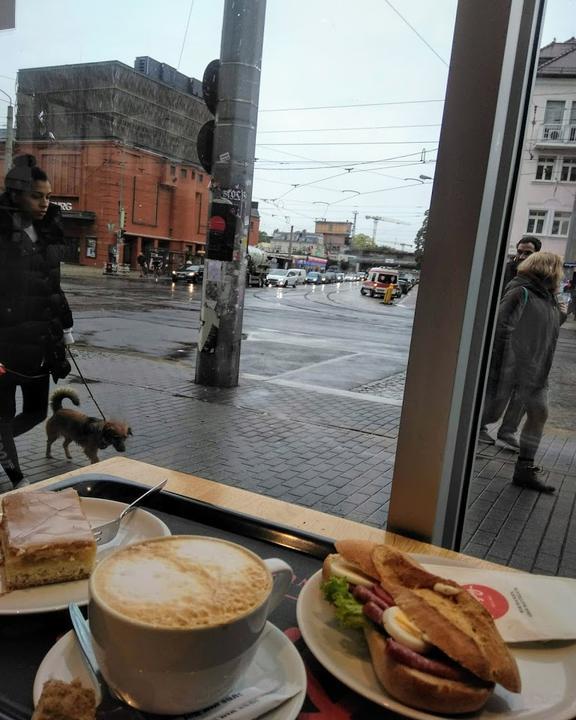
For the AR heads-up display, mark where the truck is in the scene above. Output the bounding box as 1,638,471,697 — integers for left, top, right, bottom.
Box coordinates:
246,247,270,287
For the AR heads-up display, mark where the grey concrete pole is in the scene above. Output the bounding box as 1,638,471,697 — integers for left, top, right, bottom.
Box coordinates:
4,104,14,173
195,0,267,387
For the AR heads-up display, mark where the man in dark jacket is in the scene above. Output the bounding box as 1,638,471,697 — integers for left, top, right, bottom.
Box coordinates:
0,155,73,488
479,235,542,450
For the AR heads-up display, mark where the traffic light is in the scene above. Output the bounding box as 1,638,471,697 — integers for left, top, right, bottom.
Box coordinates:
207,197,238,262
196,59,220,175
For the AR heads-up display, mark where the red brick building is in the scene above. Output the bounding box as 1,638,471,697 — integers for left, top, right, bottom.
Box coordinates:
1,58,259,269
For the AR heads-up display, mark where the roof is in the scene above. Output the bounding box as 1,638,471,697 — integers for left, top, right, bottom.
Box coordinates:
538,37,576,77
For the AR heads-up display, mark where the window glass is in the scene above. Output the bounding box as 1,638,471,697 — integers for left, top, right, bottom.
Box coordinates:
560,157,576,182
526,209,547,234
543,99,565,124
535,155,555,180
551,211,571,236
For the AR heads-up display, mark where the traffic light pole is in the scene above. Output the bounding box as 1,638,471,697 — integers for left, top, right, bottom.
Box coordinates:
195,0,267,387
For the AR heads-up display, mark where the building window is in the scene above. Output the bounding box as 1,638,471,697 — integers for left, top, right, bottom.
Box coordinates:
191,171,195,180
170,165,176,176
198,174,204,182
551,211,571,236
180,168,187,179
526,210,546,234
544,100,565,124
535,156,555,180
560,157,576,182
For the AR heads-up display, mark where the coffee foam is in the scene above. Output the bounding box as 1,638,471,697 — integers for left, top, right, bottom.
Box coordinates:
92,537,272,629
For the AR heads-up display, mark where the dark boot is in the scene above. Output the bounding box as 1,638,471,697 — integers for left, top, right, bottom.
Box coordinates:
513,463,555,493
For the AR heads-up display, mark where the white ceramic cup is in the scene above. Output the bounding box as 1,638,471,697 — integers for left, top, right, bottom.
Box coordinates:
88,535,292,714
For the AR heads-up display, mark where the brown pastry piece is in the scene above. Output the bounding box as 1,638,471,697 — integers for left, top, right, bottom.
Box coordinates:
32,678,97,720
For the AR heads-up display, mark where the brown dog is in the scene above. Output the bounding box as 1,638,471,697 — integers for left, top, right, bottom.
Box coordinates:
45,388,132,464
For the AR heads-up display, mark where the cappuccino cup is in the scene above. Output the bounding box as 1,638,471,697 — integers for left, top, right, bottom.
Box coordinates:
88,535,292,714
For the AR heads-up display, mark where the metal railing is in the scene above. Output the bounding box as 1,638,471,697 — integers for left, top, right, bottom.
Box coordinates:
539,123,576,143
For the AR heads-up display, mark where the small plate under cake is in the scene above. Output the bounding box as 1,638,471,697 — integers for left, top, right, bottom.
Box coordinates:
0,496,171,614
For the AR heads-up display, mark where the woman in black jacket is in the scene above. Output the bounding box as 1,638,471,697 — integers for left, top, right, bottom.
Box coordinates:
481,251,566,493
0,155,73,488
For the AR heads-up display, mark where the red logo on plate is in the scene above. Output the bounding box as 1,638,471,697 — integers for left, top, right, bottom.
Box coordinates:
463,584,509,619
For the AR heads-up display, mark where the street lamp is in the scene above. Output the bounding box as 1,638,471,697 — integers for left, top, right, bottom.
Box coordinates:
341,190,360,196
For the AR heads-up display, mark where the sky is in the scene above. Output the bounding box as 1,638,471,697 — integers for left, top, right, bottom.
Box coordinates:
0,0,575,248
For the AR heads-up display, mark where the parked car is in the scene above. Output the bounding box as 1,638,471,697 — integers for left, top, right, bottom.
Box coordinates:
306,271,323,284
265,269,298,288
171,264,204,284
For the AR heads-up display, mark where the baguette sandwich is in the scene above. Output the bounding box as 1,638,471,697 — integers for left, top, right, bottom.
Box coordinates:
321,540,521,714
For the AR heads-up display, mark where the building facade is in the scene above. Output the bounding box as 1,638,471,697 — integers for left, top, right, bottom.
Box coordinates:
508,38,576,256
1,58,259,269
314,220,352,254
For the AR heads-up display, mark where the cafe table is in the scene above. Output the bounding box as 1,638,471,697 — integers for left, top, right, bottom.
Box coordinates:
0,458,538,720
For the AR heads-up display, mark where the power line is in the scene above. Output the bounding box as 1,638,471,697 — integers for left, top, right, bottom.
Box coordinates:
177,0,196,69
259,98,444,112
258,123,442,134
384,0,449,68
257,140,439,146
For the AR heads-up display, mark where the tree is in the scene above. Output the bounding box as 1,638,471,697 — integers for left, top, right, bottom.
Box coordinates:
414,210,429,267
351,233,376,250
258,230,270,243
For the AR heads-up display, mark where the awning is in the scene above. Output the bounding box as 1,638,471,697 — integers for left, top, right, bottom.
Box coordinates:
61,210,96,224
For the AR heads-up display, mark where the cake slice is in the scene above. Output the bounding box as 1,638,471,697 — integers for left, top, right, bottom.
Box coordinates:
32,678,97,720
0,488,96,590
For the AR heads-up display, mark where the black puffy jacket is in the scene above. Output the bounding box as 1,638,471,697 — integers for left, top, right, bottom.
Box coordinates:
0,194,73,379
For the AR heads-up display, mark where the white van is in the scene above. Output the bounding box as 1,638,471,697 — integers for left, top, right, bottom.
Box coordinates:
290,269,307,285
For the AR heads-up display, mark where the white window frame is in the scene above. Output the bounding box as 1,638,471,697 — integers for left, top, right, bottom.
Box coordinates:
526,209,547,234
551,211,571,237
560,157,576,182
535,155,555,180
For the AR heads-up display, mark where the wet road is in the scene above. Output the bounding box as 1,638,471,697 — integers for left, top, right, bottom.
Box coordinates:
62,276,416,394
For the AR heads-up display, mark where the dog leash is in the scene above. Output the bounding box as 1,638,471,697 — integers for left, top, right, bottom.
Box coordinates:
66,348,107,421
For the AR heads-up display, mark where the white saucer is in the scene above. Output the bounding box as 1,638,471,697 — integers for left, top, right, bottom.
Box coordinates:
0,496,171,615
34,622,306,719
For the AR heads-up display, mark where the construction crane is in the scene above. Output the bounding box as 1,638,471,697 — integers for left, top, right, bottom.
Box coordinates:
366,215,411,244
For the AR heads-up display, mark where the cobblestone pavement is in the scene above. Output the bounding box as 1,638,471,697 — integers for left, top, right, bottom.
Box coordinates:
3,280,576,577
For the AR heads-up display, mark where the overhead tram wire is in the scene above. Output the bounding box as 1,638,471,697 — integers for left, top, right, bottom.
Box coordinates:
255,148,438,173
259,98,445,112
258,123,442,134
383,0,449,68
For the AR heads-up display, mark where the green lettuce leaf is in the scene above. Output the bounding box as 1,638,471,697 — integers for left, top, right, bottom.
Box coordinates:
321,576,365,629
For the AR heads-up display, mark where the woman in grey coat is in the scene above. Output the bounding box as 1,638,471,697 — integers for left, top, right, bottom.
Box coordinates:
481,252,566,493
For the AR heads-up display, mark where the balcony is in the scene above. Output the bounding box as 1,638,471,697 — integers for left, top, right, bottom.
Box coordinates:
535,123,576,146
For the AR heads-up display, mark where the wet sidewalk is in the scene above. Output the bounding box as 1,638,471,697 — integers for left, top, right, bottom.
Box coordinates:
3,343,576,578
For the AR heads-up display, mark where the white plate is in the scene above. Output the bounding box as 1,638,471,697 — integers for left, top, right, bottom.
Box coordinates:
297,568,576,720
34,622,307,720
0,497,171,615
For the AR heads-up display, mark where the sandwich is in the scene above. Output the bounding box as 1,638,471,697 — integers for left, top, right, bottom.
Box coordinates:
321,540,521,714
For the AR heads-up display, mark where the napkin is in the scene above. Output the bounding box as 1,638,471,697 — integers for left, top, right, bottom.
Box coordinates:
183,679,301,720
421,563,576,643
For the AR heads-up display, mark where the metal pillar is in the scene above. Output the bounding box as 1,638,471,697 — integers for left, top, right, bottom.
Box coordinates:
195,0,267,387
4,104,13,173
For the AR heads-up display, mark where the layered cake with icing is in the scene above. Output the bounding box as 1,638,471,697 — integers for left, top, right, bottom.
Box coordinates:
0,488,96,590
